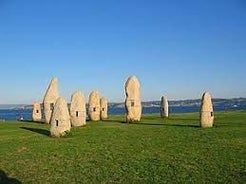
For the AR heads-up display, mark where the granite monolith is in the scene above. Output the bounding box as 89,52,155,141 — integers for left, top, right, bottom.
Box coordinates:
125,76,142,122
32,102,42,122
88,91,100,121
200,92,214,128
70,91,86,127
160,96,169,118
50,97,71,137
100,97,108,120
43,77,59,124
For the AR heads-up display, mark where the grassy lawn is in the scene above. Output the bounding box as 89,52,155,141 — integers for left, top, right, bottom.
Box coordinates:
0,111,245,183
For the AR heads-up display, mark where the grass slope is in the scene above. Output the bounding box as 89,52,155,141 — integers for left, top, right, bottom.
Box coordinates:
0,111,245,183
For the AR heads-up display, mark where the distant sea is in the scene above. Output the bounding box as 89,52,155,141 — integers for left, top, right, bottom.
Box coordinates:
0,105,245,121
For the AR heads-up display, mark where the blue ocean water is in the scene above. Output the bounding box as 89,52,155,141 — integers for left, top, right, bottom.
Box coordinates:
0,105,245,121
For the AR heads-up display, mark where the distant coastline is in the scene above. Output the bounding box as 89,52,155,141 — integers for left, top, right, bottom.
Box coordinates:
0,97,246,110
1,98,246,121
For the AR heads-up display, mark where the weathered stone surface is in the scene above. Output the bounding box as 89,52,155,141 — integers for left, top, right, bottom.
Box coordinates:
32,101,42,122
88,91,100,121
70,91,86,127
160,96,169,118
43,77,59,124
50,97,71,137
125,76,142,122
200,92,214,128
100,97,108,120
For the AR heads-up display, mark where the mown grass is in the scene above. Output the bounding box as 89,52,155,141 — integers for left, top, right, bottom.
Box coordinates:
0,111,245,183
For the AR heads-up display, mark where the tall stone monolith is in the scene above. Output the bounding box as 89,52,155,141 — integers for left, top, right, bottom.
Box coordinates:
200,92,214,128
50,97,71,137
88,91,100,121
100,97,108,120
70,91,86,127
43,77,59,124
160,96,169,118
32,102,42,122
125,76,142,122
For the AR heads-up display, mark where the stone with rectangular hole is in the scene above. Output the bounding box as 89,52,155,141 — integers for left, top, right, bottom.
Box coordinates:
50,97,71,137
70,91,86,127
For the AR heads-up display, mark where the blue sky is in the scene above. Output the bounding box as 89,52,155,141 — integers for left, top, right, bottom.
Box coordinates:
0,0,245,104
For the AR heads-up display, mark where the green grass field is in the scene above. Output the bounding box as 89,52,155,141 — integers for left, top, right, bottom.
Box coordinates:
0,111,245,183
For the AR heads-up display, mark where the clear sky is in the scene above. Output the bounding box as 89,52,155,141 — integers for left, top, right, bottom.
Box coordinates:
0,0,245,104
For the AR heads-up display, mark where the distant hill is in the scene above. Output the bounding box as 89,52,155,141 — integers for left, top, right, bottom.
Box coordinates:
1,98,246,110
109,98,246,108
0,104,28,110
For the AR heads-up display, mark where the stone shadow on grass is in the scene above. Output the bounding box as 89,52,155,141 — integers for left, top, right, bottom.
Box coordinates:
104,119,126,124
168,117,199,121
22,120,45,124
20,127,50,136
131,122,165,126
165,124,200,128
0,169,22,184
131,122,200,128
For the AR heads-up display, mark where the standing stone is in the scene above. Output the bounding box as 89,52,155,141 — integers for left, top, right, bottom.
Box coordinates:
43,77,59,124
70,91,86,127
88,91,100,121
100,97,108,120
200,92,214,128
50,97,71,137
125,76,142,122
160,96,169,118
32,102,42,122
